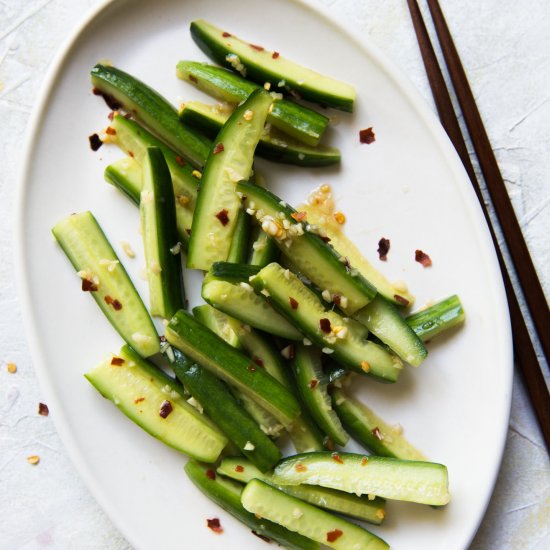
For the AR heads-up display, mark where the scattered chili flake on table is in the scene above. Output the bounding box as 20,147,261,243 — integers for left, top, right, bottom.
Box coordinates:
377,238,390,261
88,133,103,151
38,403,49,416
207,518,223,534
7,362,17,374
27,455,40,465
213,142,224,154
327,529,343,542
359,127,376,144
159,400,173,418
216,209,229,226
415,249,432,267
252,530,271,542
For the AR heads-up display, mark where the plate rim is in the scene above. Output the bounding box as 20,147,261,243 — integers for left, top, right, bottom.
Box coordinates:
14,0,513,548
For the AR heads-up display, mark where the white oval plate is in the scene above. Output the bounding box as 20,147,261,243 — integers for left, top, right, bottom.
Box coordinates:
16,0,512,548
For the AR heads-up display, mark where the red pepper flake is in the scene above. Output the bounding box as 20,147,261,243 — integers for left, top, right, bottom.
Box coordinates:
372,427,384,441
128,150,134,158
327,529,343,543
207,518,223,534
159,400,173,418
205,469,216,480
361,456,369,466
175,155,186,166
104,295,123,310
213,142,225,155
320,236,331,243
247,364,257,372
252,531,271,543
331,452,344,464
332,294,341,306
309,379,319,389
81,278,98,292
294,462,307,472
281,344,295,360
415,249,432,267
108,111,115,121
394,294,410,306
88,133,103,151
253,357,264,368
216,209,229,226
38,403,49,416
235,465,245,473
290,211,307,222
359,127,376,144
92,89,122,110
377,238,390,261
134,396,145,404
320,318,332,333
110,357,125,366
250,43,264,51
189,74,198,83
105,126,116,135
186,228,192,235
289,297,299,310
222,32,231,37
272,51,280,59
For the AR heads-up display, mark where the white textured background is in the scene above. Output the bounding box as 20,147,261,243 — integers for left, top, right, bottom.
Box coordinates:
1,0,549,549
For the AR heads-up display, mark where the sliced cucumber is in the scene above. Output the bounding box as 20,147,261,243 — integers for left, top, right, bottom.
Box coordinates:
248,225,280,267
301,198,415,305
193,303,241,349
180,100,341,167
177,61,329,146
250,263,402,382
85,345,227,462
104,156,142,204
52,211,159,357
202,275,302,340
190,20,356,112
273,452,451,506
406,295,465,342
237,182,377,315
187,89,272,270
292,344,349,446
140,147,185,318
227,207,251,264
170,349,280,472
241,479,388,549
91,64,210,167
331,387,426,460
218,458,386,525
354,295,427,367
185,461,318,550
165,310,300,427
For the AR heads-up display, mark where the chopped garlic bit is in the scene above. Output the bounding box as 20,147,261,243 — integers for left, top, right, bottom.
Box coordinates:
132,332,152,345
27,455,40,465
226,53,246,76
270,91,283,100
149,261,162,275
243,441,255,451
121,240,135,258
302,338,312,346
99,258,119,272
260,288,270,297
368,494,376,501
177,194,190,207
284,269,291,280
322,347,334,354
192,170,202,179
239,282,253,292
187,396,204,414
321,289,332,302
140,190,154,204
392,423,404,435
339,295,349,309
360,361,370,373
263,82,271,91
170,242,182,255
7,362,17,374
252,239,265,251
243,109,254,121
292,508,303,519
278,80,286,87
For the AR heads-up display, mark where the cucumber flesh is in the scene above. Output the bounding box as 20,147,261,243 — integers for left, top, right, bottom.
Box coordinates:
406,295,465,342
185,461,318,550
241,479,388,549
247,225,280,267
187,89,272,270
104,156,142,205
176,61,330,146
218,458,386,525
140,147,185,318
52,211,159,357
85,345,227,462
190,20,356,112
332,387,426,460
273,452,451,506
91,64,210,167
250,263,402,382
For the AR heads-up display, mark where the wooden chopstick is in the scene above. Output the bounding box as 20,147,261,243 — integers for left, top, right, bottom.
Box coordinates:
426,0,550,366
406,0,550,454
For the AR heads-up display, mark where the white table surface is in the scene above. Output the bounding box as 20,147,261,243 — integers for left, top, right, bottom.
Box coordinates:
1,1,549,548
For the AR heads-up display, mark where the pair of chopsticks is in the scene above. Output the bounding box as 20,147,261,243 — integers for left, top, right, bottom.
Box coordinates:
406,0,550,454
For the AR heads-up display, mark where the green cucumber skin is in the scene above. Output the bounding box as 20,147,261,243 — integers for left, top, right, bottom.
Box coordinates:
273,452,451,506
52,211,159,357
187,89,272,270
250,263,402,383
248,226,280,267
104,157,142,204
141,147,185,318
292,345,349,446
85,346,227,462
211,261,261,282
177,61,329,146
180,101,341,167
237,182,377,314
331,387,426,460
227,208,251,264
165,310,300,427
354,295,428,367
91,64,210,167
171,351,281,472
185,461,319,550
241,480,388,550
190,20,355,112
218,458,386,525
406,295,465,342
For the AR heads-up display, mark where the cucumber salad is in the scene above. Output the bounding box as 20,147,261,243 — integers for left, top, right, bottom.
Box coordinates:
53,19,465,549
